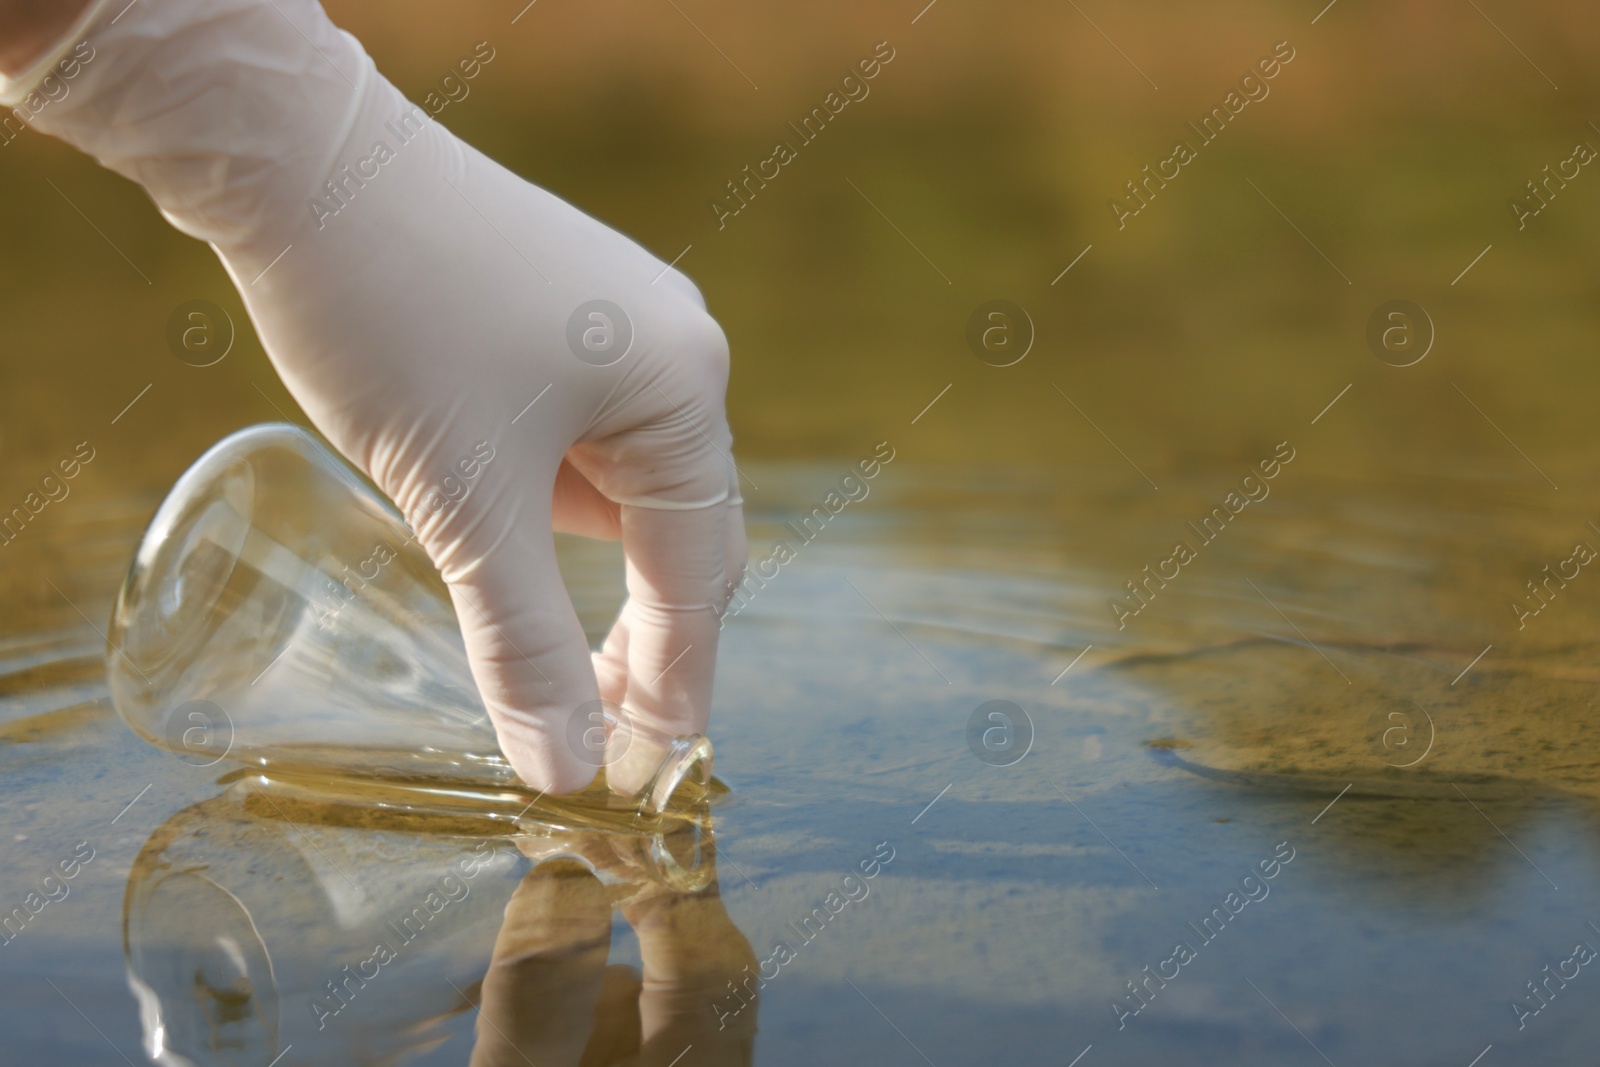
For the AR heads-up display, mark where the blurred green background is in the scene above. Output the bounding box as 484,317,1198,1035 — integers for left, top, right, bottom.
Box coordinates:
1,0,1597,518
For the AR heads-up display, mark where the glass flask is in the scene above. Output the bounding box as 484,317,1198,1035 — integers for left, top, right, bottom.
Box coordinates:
105,422,713,820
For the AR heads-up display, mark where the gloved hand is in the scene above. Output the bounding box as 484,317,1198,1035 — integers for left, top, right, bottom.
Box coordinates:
6,0,746,794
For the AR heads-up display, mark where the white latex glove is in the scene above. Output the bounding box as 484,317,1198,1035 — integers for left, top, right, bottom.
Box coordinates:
8,0,746,794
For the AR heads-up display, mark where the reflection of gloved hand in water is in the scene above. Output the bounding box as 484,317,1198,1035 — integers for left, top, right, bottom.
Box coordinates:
0,0,745,794
471,841,758,1067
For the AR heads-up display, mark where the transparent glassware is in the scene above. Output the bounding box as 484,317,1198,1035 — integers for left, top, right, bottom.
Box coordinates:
105,422,713,820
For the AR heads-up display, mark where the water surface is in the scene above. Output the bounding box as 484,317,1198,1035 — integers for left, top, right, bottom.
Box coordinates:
4,461,1600,1065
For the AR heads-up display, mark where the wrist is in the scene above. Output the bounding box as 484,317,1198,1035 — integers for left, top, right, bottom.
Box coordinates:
18,0,376,251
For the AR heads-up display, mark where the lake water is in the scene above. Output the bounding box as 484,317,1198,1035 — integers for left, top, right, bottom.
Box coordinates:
5,456,1600,1066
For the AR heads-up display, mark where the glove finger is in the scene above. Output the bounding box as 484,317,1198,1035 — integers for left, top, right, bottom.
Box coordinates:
592,604,631,708
606,501,728,794
443,486,602,796
592,463,740,720
593,472,741,733
720,465,748,617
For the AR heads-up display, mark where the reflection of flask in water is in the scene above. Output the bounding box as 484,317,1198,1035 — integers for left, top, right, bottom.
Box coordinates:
125,788,529,1066
105,423,711,817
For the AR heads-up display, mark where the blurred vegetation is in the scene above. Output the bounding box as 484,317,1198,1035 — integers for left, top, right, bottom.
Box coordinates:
0,0,1597,506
